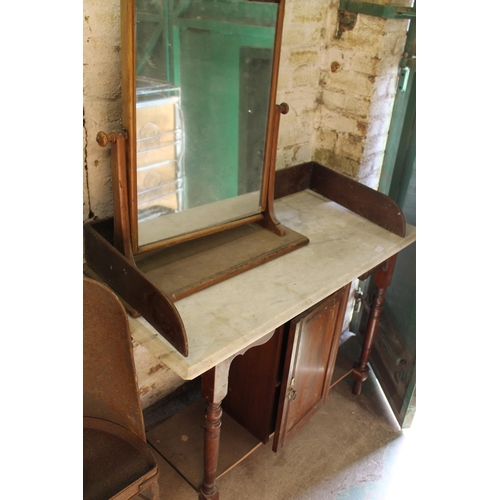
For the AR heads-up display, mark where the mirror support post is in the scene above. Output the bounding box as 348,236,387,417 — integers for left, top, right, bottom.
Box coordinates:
96,131,135,262
258,103,289,237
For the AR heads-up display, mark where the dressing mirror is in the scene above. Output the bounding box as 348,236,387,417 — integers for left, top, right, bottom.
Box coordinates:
88,0,308,341
121,0,285,253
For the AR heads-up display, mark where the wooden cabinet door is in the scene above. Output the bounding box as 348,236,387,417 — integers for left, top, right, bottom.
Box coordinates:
223,325,285,443
273,285,350,451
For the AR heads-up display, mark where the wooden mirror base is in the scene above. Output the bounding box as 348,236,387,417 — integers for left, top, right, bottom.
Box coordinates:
134,222,309,302
86,218,308,305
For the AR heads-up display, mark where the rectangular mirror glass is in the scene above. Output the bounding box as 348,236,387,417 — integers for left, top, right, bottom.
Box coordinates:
134,0,279,248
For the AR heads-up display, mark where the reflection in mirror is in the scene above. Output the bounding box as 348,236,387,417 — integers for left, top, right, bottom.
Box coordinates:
135,0,278,247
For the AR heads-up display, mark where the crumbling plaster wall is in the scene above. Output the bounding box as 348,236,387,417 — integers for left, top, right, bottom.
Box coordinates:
83,0,411,409
83,0,121,221
276,0,412,189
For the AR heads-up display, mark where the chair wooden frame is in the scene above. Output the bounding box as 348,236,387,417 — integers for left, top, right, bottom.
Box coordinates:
83,277,161,500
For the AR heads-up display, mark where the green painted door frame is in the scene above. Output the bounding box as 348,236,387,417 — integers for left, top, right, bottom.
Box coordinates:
379,14,416,196
350,13,416,428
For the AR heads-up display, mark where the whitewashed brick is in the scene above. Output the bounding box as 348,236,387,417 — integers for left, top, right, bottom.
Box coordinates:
278,142,312,169
84,37,121,66
384,18,411,35
325,46,355,71
369,95,396,118
278,114,314,150
83,1,120,39
339,29,383,58
278,89,318,116
358,151,385,187
380,31,408,57
313,149,359,178
314,127,339,150
132,341,184,409
376,52,402,77
335,132,366,159
344,94,371,118
350,52,382,76
291,64,322,88
357,13,387,34
373,73,397,99
276,54,292,92
321,88,347,111
317,108,363,135
366,114,392,139
88,169,114,219
364,132,389,157
275,148,286,170
288,49,322,67
84,99,122,132
324,68,375,98
282,25,325,48
290,0,328,23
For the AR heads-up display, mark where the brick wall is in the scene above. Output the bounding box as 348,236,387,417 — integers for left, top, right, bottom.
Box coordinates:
276,0,411,189
83,0,411,408
83,0,121,222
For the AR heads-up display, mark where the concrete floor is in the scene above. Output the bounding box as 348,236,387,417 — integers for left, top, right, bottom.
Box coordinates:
138,363,417,500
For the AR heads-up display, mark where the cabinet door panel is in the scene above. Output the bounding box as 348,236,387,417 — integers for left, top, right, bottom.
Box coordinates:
273,285,350,451
223,325,285,443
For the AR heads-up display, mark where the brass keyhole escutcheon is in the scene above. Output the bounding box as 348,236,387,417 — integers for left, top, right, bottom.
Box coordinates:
288,377,297,401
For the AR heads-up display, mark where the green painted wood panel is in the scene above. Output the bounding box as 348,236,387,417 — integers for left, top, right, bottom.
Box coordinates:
171,0,277,208
350,15,416,428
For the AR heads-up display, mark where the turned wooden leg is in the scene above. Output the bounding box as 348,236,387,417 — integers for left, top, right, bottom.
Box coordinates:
353,286,386,395
199,360,231,500
197,335,275,500
199,402,223,500
353,255,397,396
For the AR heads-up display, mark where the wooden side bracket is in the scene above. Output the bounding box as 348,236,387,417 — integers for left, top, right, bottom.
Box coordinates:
310,163,406,237
84,219,189,357
275,162,406,237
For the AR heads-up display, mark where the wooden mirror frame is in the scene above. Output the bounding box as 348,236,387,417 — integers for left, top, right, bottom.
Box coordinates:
119,0,288,256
